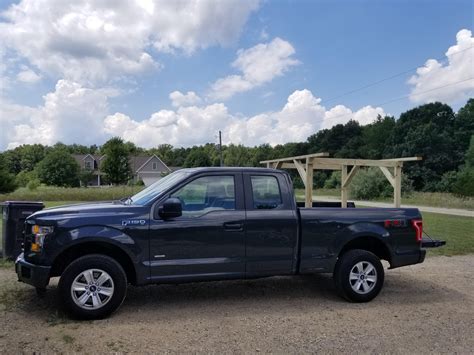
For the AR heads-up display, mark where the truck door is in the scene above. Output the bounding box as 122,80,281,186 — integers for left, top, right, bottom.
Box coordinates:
148,172,246,281
243,172,299,276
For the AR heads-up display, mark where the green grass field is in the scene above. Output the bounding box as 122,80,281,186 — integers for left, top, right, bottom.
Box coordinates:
0,186,144,203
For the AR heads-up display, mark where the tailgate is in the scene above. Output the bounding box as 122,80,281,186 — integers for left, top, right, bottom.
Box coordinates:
421,237,446,248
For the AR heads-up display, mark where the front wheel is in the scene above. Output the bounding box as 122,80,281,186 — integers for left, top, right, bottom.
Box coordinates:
334,249,384,302
58,254,127,319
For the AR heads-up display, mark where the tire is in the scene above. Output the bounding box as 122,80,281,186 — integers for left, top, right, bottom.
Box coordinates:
58,254,127,319
334,249,384,302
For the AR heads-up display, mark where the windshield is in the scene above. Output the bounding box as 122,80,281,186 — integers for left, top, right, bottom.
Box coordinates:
129,170,193,205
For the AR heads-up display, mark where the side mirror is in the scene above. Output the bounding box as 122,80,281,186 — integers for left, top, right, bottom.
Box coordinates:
158,198,182,219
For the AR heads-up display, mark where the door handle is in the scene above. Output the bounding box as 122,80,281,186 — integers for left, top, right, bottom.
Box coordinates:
223,222,243,231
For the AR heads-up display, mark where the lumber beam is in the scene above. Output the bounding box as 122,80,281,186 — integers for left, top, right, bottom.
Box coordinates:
313,158,400,168
305,158,313,208
341,165,348,208
341,166,359,188
260,152,329,164
394,165,402,208
379,166,395,188
293,160,307,188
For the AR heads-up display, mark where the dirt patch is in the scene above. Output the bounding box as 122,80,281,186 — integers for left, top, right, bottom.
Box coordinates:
0,255,473,353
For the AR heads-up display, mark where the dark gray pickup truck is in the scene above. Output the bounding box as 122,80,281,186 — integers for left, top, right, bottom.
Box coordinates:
15,167,444,319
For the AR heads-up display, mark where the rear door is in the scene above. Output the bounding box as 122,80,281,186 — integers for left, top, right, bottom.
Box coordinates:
243,172,299,276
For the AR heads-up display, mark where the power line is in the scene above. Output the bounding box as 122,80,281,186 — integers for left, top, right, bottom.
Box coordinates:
323,46,473,104
315,77,474,124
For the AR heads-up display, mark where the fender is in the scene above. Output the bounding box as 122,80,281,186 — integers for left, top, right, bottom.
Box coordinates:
49,225,140,262
327,222,393,270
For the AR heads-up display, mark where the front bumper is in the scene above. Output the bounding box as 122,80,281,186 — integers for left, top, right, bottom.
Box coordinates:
15,253,51,288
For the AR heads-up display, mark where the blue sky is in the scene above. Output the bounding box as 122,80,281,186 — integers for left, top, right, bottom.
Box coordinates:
0,0,472,150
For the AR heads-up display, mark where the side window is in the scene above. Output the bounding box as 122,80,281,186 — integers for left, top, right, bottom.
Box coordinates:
250,175,283,209
170,175,235,218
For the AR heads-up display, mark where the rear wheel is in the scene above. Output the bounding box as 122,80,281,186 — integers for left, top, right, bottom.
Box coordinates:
58,254,127,319
334,249,384,302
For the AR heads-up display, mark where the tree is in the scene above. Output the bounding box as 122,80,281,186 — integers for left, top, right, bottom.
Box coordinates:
36,149,80,187
359,115,396,159
0,154,17,193
384,102,461,191
452,135,474,196
101,137,131,184
183,149,211,167
224,144,252,166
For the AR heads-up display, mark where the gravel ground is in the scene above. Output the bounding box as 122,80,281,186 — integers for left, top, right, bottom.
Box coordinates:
0,255,473,354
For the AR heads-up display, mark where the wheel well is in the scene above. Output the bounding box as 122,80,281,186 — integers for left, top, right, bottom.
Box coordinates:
338,236,391,264
50,242,137,285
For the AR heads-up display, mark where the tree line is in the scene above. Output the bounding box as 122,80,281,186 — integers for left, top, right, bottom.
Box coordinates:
0,100,473,196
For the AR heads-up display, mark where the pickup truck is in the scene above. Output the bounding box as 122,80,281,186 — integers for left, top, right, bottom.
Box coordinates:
15,167,445,319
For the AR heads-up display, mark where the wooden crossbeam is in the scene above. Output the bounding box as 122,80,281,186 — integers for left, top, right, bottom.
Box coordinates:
260,152,329,164
313,158,400,168
381,157,422,162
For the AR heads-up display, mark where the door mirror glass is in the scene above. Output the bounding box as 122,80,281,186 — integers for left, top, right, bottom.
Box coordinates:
158,198,182,219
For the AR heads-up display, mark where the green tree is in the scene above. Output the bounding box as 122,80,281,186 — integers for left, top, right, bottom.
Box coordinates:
183,149,211,167
0,154,17,193
452,135,474,196
224,144,252,166
101,137,131,185
36,149,80,187
359,115,396,159
384,102,461,191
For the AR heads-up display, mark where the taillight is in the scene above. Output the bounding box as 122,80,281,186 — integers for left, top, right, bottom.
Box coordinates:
412,219,423,242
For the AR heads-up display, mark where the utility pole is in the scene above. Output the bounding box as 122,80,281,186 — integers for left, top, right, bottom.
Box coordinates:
219,130,224,167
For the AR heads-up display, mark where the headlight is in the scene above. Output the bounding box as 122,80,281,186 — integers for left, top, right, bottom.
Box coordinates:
31,225,54,252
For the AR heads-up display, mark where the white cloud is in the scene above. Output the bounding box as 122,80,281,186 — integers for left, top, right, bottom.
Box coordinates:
169,91,202,107
2,80,112,149
102,89,385,148
104,104,231,147
209,37,300,100
16,67,42,83
409,29,474,104
0,0,260,84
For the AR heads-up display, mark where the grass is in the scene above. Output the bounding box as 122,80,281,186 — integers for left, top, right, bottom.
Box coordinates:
421,212,474,256
0,185,144,202
295,188,474,210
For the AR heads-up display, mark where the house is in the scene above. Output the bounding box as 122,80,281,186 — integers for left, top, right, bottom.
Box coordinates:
72,154,172,186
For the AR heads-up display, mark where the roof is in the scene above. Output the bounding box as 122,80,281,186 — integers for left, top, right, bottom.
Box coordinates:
72,154,171,172
179,167,282,173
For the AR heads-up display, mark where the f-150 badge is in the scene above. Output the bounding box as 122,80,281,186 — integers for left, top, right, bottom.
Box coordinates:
122,219,147,226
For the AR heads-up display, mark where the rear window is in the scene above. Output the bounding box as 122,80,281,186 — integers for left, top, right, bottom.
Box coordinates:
250,175,283,209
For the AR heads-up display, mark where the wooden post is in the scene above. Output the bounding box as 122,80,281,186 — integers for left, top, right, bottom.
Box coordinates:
394,164,402,207
341,165,348,208
305,158,313,208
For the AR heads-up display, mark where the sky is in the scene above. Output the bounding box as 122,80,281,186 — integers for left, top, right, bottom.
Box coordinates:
0,0,473,150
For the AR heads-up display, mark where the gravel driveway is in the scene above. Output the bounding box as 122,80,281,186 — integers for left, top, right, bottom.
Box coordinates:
1,255,473,353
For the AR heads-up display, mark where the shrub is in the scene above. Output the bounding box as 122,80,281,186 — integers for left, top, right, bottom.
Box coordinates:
27,179,41,191
324,171,341,189
350,167,413,200
452,167,474,197
15,170,37,187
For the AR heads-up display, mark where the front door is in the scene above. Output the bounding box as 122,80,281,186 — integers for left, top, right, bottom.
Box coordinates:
149,173,246,282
